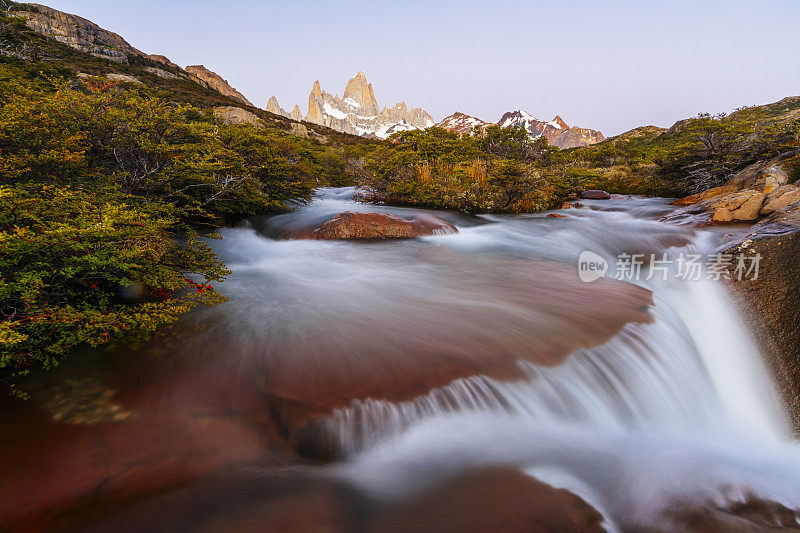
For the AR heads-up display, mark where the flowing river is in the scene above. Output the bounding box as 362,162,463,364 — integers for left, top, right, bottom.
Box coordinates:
3,187,800,531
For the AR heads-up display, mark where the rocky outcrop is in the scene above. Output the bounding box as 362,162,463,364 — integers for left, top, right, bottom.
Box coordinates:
436,112,493,136
665,153,798,226
289,123,309,138
18,3,143,63
296,72,434,138
290,104,303,122
724,202,800,428
144,67,180,80
266,95,289,118
146,54,179,69
342,70,379,117
761,184,800,215
106,73,142,85
213,106,263,128
497,110,604,148
185,65,254,107
288,211,457,240
551,126,606,149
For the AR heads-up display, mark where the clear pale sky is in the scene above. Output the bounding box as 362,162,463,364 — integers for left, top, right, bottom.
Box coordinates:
40,0,800,136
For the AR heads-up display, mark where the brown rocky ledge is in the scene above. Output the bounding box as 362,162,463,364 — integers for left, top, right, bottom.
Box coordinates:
723,202,800,429
53,467,605,532
260,261,653,459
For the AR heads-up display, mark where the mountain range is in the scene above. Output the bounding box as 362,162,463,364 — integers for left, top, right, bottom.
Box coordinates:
437,110,605,149
17,2,605,147
267,72,435,139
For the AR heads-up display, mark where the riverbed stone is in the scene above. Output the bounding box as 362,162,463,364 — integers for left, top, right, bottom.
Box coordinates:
288,211,458,240
578,190,611,200
258,261,653,459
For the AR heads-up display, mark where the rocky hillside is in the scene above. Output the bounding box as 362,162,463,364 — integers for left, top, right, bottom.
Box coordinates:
498,110,604,149
184,65,253,107
16,3,141,62
435,112,493,136
2,2,372,146
14,3,258,107
269,71,435,139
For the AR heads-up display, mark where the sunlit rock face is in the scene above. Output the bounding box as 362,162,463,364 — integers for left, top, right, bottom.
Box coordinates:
185,65,254,107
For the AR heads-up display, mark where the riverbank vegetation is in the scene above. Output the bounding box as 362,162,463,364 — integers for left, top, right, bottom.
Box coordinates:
0,8,357,384
352,98,800,211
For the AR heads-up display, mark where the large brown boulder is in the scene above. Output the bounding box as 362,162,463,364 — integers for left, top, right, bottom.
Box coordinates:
294,211,458,240
761,184,800,215
578,190,611,200
724,202,800,428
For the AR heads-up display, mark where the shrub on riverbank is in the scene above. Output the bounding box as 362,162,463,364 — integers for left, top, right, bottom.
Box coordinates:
0,185,227,372
0,61,352,383
353,127,566,213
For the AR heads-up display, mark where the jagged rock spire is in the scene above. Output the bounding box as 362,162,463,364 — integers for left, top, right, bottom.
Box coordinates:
267,95,283,115
343,71,379,117
291,104,303,122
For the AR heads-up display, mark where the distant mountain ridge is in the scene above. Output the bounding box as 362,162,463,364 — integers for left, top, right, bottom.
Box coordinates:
268,71,435,139
435,112,493,135
497,110,605,148
435,109,604,149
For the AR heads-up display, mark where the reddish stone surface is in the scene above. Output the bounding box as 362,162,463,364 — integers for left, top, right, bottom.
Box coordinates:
287,211,457,240
257,262,653,457
578,190,612,200
375,467,605,533
53,467,605,532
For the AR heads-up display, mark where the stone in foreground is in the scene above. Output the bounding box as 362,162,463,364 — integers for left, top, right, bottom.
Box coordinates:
578,190,612,200
305,211,457,240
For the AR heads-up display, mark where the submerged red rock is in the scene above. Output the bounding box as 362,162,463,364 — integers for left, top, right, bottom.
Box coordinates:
259,261,654,458
578,190,612,200
288,211,458,240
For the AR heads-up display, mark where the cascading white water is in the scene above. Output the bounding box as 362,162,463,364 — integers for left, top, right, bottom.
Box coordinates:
207,188,800,530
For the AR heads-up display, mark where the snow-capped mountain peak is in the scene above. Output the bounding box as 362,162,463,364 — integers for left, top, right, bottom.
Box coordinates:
435,112,493,135
271,71,434,139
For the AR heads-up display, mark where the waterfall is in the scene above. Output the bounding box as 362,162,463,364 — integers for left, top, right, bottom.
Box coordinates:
213,189,800,530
